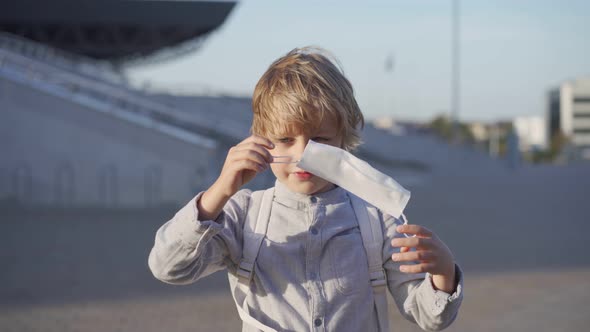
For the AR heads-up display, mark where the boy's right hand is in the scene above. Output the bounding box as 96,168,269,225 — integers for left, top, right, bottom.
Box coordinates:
216,135,275,196
198,136,274,221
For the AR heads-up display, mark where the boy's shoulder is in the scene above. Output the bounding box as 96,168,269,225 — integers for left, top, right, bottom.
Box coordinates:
233,187,271,201
346,191,404,234
347,191,384,217
234,188,254,198
231,187,272,211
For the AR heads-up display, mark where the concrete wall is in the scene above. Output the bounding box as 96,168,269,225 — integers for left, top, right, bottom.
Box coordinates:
0,77,219,208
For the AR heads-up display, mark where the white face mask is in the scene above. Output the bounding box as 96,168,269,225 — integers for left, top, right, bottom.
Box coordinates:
296,140,411,219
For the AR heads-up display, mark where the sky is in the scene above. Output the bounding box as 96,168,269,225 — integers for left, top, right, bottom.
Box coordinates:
127,0,590,122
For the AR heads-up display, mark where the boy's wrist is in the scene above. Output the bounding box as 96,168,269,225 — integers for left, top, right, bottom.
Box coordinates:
210,179,236,201
197,181,234,221
431,264,457,294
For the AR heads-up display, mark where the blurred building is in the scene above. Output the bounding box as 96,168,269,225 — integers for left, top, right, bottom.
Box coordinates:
547,77,590,160
513,116,547,153
372,116,406,135
467,122,489,142
371,116,431,136
1,0,508,209
0,0,241,208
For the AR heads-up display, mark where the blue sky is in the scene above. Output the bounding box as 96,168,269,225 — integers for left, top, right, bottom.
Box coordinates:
128,0,590,122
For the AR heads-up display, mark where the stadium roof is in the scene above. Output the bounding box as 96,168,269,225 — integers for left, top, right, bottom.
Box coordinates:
0,0,236,61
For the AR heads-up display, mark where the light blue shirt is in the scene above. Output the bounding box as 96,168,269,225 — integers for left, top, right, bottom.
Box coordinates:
148,181,463,331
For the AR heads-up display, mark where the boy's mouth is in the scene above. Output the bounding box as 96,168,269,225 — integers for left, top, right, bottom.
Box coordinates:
293,171,313,180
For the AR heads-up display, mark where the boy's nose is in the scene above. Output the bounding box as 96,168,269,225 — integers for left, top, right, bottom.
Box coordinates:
294,138,310,157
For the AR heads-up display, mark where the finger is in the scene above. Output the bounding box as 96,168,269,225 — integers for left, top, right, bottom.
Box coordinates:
238,135,275,150
392,250,435,263
400,246,410,253
233,159,266,173
391,237,431,249
396,224,433,238
233,143,273,163
399,262,436,274
230,149,271,168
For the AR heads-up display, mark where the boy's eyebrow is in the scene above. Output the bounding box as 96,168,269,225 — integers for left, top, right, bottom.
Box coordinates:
269,133,293,138
269,130,301,138
315,130,338,137
269,130,337,138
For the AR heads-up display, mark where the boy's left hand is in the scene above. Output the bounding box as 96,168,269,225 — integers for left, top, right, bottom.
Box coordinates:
391,224,457,293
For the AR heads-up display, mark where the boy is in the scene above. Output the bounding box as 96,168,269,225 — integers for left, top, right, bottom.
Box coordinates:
148,47,463,331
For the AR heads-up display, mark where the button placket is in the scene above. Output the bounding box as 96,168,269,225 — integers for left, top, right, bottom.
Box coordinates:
314,318,323,327
308,225,320,281
306,203,326,331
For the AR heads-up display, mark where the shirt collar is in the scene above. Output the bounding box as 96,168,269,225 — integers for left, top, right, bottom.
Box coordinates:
273,179,348,209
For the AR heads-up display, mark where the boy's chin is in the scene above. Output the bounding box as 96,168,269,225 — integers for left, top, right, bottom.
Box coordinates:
284,180,333,195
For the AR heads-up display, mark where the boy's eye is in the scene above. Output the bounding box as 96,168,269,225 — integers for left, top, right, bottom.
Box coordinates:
277,137,293,143
312,137,330,142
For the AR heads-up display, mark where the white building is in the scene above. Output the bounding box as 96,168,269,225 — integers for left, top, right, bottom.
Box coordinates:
371,116,407,136
513,116,547,152
547,78,590,160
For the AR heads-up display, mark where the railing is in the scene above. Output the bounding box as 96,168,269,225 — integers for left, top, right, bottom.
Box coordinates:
0,32,125,85
3,44,260,148
0,33,249,145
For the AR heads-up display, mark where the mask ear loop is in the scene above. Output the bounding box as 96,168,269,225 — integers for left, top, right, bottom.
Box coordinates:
271,155,300,164
400,213,414,238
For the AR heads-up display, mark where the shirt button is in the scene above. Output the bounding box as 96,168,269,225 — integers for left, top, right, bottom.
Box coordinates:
310,227,318,235
310,196,317,203
314,318,322,326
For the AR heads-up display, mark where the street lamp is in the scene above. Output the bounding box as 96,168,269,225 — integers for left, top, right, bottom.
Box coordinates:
451,0,461,141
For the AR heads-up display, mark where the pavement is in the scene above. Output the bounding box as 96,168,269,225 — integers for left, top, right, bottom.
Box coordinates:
1,163,589,331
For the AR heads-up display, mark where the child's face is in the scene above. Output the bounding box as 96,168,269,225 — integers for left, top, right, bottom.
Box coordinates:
268,117,342,195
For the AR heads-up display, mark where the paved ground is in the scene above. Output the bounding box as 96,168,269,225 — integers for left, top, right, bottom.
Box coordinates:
1,163,589,331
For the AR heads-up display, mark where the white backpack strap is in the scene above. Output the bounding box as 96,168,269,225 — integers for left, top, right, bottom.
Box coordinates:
235,305,278,332
350,194,390,332
233,188,278,332
237,188,274,281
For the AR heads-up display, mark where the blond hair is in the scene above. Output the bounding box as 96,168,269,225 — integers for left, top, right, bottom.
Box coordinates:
251,46,364,151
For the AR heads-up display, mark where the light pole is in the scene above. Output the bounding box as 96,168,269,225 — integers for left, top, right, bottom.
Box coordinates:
451,0,461,141
384,52,395,116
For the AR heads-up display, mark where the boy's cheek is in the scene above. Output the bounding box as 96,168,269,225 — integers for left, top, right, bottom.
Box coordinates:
268,164,284,177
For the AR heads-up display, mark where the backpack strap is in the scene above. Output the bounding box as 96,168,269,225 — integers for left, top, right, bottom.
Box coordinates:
350,193,390,332
236,188,274,282
232,188,278,332
233,189,390,332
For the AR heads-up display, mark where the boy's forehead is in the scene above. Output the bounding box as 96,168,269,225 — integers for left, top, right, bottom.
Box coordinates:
269,116,339,137
269,123,305,137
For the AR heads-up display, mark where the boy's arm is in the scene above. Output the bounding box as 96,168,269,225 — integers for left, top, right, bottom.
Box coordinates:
382,214,463,332
198,135,274,221
148,135,274,284
148,190,250,284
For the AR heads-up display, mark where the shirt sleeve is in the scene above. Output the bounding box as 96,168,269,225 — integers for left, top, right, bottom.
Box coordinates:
382,212,464,331
147,189,251,285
